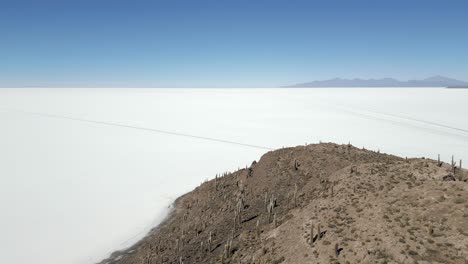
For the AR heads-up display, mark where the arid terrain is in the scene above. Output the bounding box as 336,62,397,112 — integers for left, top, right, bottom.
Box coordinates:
100,143,468,264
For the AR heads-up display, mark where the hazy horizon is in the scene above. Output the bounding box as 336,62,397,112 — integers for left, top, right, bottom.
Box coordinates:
2,75,468,88
2,0,468,87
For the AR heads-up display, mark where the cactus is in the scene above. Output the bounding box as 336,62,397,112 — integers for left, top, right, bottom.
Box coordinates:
317,223,321,241
335,243,340,257
452,155,455,173
293,183,298,207
331,182,334,197
256,219,260,239
309,222,314,245
233,211,238,230
237,197,243,214
428,226,434,236
223,237,232,259
267,199,274,223
208,231,212,251
294,159,299,170
273,213,277,228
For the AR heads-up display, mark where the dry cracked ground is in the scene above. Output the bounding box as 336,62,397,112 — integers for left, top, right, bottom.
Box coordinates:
100,143,468,264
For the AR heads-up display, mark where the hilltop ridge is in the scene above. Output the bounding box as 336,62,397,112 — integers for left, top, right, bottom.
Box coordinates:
100,143,468,264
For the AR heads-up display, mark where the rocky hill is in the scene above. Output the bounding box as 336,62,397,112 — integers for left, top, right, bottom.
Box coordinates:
100,143,468,264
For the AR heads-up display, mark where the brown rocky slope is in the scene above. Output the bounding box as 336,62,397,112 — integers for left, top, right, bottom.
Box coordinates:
100,143,468,264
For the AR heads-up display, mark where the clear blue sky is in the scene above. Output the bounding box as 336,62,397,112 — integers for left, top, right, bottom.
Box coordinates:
1,0,467,87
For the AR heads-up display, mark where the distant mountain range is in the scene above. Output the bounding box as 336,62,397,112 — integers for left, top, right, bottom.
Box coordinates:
284,76,468,88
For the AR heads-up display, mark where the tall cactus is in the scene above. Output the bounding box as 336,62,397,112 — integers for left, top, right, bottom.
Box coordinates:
267,197,274,223
335,243,340,257
317,223,321,241
293,183,298,207
331,181,334,197
208,231,212,251
309,222,314,245
256,220,260,239
452,155,455,173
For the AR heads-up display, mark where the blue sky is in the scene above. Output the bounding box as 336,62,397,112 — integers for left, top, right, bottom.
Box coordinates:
1,0,467,87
